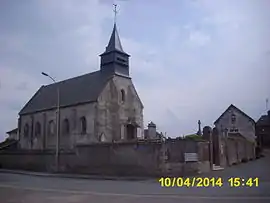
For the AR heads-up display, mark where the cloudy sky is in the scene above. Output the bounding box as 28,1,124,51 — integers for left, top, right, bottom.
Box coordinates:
0,0,269,141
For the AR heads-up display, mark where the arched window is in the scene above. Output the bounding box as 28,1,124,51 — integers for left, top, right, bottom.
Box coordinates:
35,122,41,137
62,118,70,135
48,120,55,136
80,117,87,134
24,123,29,137
120,89,125,103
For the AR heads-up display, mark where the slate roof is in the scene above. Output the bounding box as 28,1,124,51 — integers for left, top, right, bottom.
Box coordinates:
19,71,111,115
105,23,125,53
6,128,18,134
0,138,18,150
214,104,255,125
256,115,270,126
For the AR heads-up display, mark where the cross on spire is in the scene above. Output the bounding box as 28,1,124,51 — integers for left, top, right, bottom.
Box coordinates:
113,4,118,24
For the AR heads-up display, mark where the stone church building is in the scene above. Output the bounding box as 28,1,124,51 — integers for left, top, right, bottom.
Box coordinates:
17,23,144,150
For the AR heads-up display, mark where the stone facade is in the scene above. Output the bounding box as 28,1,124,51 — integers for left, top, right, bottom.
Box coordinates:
214,104,256,143
19,103,96,149
96,75,144,142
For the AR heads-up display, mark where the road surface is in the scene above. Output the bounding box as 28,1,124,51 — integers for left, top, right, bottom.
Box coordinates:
0,152,270,203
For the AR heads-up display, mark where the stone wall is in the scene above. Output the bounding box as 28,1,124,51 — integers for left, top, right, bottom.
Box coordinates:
0,140,210,177
0,150,58,171
162,140,210,176
226,136,255,166
206,126,255,168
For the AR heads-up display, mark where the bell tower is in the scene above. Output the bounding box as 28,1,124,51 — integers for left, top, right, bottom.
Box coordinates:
100,5,130,77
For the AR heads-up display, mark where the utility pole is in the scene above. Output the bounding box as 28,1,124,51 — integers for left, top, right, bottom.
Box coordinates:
42,72,60,172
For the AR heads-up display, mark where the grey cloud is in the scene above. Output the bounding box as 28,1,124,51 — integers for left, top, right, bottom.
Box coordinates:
0,0,269,140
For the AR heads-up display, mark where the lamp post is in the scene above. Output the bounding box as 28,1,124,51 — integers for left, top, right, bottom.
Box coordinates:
42,72,60,172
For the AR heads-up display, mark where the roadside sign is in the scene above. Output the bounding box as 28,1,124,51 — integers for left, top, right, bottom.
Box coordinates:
184,153,198,162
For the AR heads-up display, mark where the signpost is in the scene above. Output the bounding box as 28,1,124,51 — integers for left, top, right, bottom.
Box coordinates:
184,153,198,162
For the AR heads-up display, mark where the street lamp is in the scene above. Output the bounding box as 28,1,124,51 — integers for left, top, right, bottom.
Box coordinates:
42,72,60,172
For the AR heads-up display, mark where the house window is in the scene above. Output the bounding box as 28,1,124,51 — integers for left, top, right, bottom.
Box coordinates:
34,122,41,137
24,123,29,137
231,113,236,124
120,89,125,103
80,117,87,134
62,119,70,135
48,120,55,136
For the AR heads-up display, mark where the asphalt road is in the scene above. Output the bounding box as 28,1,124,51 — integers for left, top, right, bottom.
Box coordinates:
0,152,270,203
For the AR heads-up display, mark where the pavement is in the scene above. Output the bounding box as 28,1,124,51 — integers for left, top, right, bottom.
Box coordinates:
0,169,149,181
0,151,270,203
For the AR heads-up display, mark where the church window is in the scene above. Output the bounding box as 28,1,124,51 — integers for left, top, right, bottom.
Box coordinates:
80,116,87,134
48,120,55,136
24,123,29,137
34,122,41,137
72,109,77,130
120,89,125,103
62,118,70,135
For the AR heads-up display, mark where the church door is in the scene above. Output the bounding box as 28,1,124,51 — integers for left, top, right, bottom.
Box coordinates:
126,124,136,140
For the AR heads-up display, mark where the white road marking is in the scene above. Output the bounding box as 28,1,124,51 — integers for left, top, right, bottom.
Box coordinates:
0,184,269,200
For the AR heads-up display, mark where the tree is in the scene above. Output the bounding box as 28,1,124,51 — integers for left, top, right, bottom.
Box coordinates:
184,134,205,141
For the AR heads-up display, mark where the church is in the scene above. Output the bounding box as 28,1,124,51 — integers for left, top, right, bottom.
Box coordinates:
17,23,144,150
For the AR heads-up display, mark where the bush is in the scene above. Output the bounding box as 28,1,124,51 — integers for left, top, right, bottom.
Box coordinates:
184,134,205,141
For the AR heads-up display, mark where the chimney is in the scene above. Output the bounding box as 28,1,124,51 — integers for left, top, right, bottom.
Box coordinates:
147,121,156,139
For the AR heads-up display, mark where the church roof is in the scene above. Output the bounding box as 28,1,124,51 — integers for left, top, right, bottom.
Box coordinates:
19,71,111,115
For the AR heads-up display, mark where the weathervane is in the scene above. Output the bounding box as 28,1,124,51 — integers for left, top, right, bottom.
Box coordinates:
113,4,118,24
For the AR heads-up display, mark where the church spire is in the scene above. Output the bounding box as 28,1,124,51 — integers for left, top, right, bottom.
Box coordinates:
99,4,130,77
105,23,124,53
104,4,125,53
